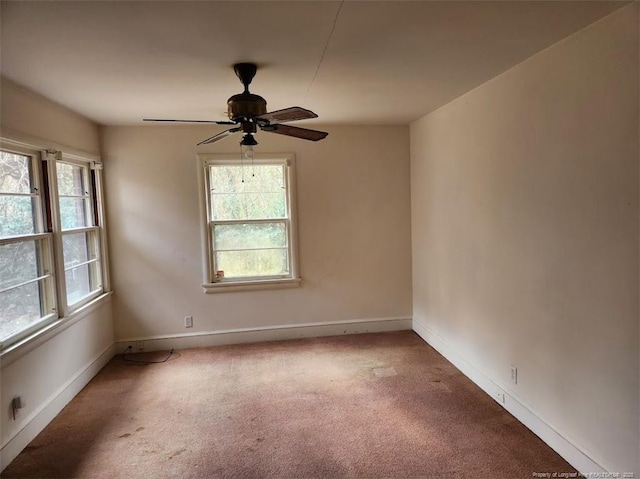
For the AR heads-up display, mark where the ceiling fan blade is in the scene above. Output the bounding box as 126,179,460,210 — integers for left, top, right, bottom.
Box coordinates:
262,124,328,141
256,107,318,124
143,118,236,125
197,127,241,146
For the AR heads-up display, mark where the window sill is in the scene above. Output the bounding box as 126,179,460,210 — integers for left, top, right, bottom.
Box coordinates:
203,277,302,293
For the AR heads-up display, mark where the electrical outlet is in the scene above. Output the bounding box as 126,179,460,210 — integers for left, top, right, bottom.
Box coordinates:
496,390,505,404
12,396,23,420
184,316,193,328
510,366,518,384
135,341,144,351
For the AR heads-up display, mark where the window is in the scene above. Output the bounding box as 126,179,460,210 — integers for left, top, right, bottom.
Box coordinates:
55,160,103,306
199,154,300,291
0,142,108,349
0,150,56,344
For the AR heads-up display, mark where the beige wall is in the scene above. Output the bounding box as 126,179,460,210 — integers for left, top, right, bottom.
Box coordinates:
0,77,114,468
410,4,639,473
0,300,113,449
0,77,100,156
101,125,412,340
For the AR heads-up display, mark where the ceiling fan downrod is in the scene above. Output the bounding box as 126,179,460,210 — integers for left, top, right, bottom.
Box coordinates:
233,63,257,92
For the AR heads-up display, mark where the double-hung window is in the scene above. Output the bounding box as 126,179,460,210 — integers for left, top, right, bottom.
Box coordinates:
199,154,300,291
54,159,104,307
0,142,108,349
0,149,56,344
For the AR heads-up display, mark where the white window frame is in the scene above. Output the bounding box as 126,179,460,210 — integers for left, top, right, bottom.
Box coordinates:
0,138,110,350
0,145,58,346
198,153,301,293
47,152,106,314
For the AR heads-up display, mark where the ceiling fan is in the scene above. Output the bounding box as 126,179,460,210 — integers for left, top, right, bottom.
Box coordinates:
143,63,328,147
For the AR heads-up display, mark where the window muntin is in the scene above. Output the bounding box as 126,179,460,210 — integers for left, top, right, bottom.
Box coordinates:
203,157,299,286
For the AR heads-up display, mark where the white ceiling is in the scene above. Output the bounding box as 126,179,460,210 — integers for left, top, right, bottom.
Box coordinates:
0,1,627,126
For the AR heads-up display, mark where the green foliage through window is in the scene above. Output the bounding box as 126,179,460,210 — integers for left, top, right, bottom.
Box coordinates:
0,148,106,346
0,151,44,340
0,151,36,237
208,162,293,280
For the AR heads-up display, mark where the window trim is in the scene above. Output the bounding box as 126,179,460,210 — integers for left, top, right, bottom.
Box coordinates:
197,153,301,293
0,137,110,350
0,145,59,347
46,152,105,314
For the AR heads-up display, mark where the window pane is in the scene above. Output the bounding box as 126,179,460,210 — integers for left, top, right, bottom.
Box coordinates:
62,232,92,268
210,164,284,194
59,197,88,229
214,223,287,251
0,281,43,341
212,193,285,220
0,151,32,194
215,248,288,278
89,260,103,292
57,162,85,196
66,264,91,305
0,241,39,290
0,196,36,237
210,164,286,220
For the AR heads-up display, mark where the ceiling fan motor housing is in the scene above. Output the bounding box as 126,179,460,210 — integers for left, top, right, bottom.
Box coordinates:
227,92,267,120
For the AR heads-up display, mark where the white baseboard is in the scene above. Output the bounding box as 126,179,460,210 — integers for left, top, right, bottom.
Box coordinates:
412,317,607,475
0,342,118,471
116,316,412,353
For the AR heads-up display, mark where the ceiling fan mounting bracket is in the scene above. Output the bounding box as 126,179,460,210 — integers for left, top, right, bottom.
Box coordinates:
234,63,258,91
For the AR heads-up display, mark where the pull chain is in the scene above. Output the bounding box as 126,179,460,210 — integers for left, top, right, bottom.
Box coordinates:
240,142,245,183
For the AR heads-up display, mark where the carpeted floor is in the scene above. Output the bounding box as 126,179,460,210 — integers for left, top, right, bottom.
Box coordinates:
3,331,576,478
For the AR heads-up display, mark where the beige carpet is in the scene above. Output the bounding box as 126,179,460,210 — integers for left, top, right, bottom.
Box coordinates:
3,331,576,478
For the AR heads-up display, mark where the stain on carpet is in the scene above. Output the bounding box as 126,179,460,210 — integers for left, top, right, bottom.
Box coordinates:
373,366,397,377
